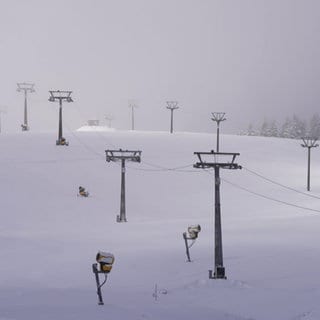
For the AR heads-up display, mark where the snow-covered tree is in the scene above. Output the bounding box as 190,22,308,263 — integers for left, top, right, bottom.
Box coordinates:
280,117,294,138
309,113,320,138
291,115,306,139
247,123,257,136
242,115,310,139
260,120,270,137
269,120,278,137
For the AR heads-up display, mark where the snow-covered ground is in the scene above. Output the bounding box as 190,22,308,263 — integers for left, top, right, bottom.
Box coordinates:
77,125,116,132
1,130,320,320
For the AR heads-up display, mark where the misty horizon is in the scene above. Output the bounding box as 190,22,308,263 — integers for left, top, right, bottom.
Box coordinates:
1,0,319,134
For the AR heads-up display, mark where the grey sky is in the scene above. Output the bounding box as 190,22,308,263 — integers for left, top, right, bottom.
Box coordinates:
1,0,320,133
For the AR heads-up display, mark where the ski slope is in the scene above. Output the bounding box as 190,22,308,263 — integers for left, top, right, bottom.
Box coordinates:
0,130,320,320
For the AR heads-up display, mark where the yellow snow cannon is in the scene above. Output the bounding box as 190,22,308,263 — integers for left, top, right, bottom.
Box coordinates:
96,251,115,273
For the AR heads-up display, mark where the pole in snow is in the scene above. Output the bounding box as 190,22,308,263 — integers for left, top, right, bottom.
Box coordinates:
128,100,138,130
48,90,73,146
166,101,179,134
92,251,115,305
301,137,319,191
211,112,226,152
105,149,141,222
194,150,241,279
105,115,114,128
17,83,35,131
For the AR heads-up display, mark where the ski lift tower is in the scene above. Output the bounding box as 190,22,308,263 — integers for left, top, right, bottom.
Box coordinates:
105,115,114,128
301,137,319,191
48,90,73,145
194,150,241,279
128,100,138,130
166,101,179,134
211,112,226,152
17,82,35,131
105,149,142,222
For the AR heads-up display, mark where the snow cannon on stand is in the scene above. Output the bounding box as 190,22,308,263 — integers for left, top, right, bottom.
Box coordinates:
183,224,201,262
96,251,115,273
92,251,115,305
78,186,89,197
187,225,201,240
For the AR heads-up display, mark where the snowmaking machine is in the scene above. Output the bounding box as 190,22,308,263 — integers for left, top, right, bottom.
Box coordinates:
183,224,201,262
92,251,115,305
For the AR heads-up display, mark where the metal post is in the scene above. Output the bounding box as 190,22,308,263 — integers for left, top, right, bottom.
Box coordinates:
24,90,28,128
216,124,220,152
48,90,73,145
307,147,311,192
129,101,138,131
193,150,241,279
17,83,35,131
106,149,141,222
105,115,113,128
119,158,126,222
92,263,104,305
58,99,63,142
301,137,319,192
183,233,191,262
131,105,135,130
166,101,179,134
213,166,225,278
170,109,174,134
211,112,226,152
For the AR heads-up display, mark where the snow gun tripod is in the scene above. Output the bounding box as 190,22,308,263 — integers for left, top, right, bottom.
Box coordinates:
92,251,115,305
183,225,201,262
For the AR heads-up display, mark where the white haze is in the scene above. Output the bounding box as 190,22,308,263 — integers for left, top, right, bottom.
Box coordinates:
0,0,320,134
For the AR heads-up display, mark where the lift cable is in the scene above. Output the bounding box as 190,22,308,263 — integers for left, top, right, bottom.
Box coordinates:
59,124,320,212
242,166,320,200
62,118,320,209
221,177,320,214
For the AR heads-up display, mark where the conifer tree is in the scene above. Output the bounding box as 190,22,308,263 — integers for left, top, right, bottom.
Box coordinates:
280,117,293,138
260,120,269,137
309,113,320,138
269,120,278,137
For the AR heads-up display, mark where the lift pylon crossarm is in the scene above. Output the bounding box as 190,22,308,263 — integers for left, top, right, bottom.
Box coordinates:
193,163,242,170
166,101,179,110
193,151,241,169
194,151,240,157
211,112,226,123
301,137,319,148
105,149,142,162
17,82,35,92
48,90,73,102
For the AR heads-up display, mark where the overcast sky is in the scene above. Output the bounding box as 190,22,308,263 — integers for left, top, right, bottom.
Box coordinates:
0,0,320,134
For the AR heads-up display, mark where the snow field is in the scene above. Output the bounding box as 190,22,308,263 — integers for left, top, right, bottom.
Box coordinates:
0,130,320,319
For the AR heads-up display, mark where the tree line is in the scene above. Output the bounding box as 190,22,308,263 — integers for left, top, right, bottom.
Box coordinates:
240,114,320,139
